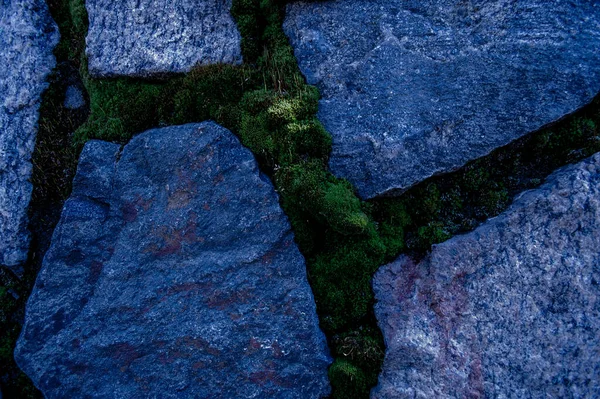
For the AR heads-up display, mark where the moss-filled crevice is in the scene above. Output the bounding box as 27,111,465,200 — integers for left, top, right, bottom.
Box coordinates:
372,96,600,261
3,0,600,397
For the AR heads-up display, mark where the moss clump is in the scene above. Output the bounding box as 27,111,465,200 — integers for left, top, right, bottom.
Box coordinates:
328,359,369,398
237,87,330,167
76,62,257,144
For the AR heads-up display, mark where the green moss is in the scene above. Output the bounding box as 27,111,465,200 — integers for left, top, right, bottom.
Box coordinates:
275,162,370,237
373,95,600,257
310,233,385,331
328,359,369,398
9,0,600,398
69,0,88,39
76,76,166,143
19,1,387,397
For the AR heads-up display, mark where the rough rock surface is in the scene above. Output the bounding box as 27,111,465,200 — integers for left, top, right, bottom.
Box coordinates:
86,0,243,77
15,122,331,398
284,0,600,199
64,85,84,109
0,0,59,269
372,153,600,398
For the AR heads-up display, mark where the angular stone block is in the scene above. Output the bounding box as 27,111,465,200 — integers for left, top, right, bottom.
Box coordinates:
284,0,600,199
373,153,600,398
86,0,243,77
15,122,331,398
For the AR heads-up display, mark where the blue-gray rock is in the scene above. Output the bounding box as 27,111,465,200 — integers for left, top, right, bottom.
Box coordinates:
15,122,331,398
0,0,59,270
63,85,85,109
284,0,600,199
372,153,600,398
86,0,243,77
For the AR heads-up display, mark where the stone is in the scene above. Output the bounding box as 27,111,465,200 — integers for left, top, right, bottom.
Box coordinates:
15,122,331,398
284,0,600,199
0,0,59,270
63,85,85,109
86,0,243,77
372,153,600,398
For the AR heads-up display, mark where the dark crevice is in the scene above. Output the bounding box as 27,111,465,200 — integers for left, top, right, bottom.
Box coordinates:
0,0,90,395
372,93,600,264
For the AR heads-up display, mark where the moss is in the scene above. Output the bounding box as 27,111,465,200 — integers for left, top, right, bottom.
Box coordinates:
68,0,87,39
373,95,600,258
7,0,600,397
275,162,370,237
309,232,385,331
328,359,369,398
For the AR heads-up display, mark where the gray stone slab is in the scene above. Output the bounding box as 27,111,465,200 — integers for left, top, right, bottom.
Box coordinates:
284,0,600,199
0,0,59,270
372,153,600,398
15,122,331,398
86,0,243,77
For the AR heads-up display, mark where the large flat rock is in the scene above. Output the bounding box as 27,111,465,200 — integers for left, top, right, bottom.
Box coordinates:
372,153,600,398
0,0,59,270
15,122,331,398
284,0,600,199
86,0,243,77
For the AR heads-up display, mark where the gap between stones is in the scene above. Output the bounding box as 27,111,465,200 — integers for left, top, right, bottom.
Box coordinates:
1,0,599,397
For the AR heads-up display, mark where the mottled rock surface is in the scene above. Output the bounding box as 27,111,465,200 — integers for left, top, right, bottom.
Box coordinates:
372,153,600,398
86,0,242,77
284,0,600,199
0,0,59,269
64,85,84,109
15,122,331,398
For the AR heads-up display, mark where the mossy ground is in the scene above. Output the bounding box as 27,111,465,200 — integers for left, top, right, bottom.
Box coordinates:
2,0,600,397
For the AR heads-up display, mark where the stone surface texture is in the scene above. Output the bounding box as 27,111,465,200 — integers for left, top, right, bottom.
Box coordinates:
372,153,600,398
64,85,84,109
0,0,59,269
15,122,331,398
284,0,600,199
86,0,243,77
